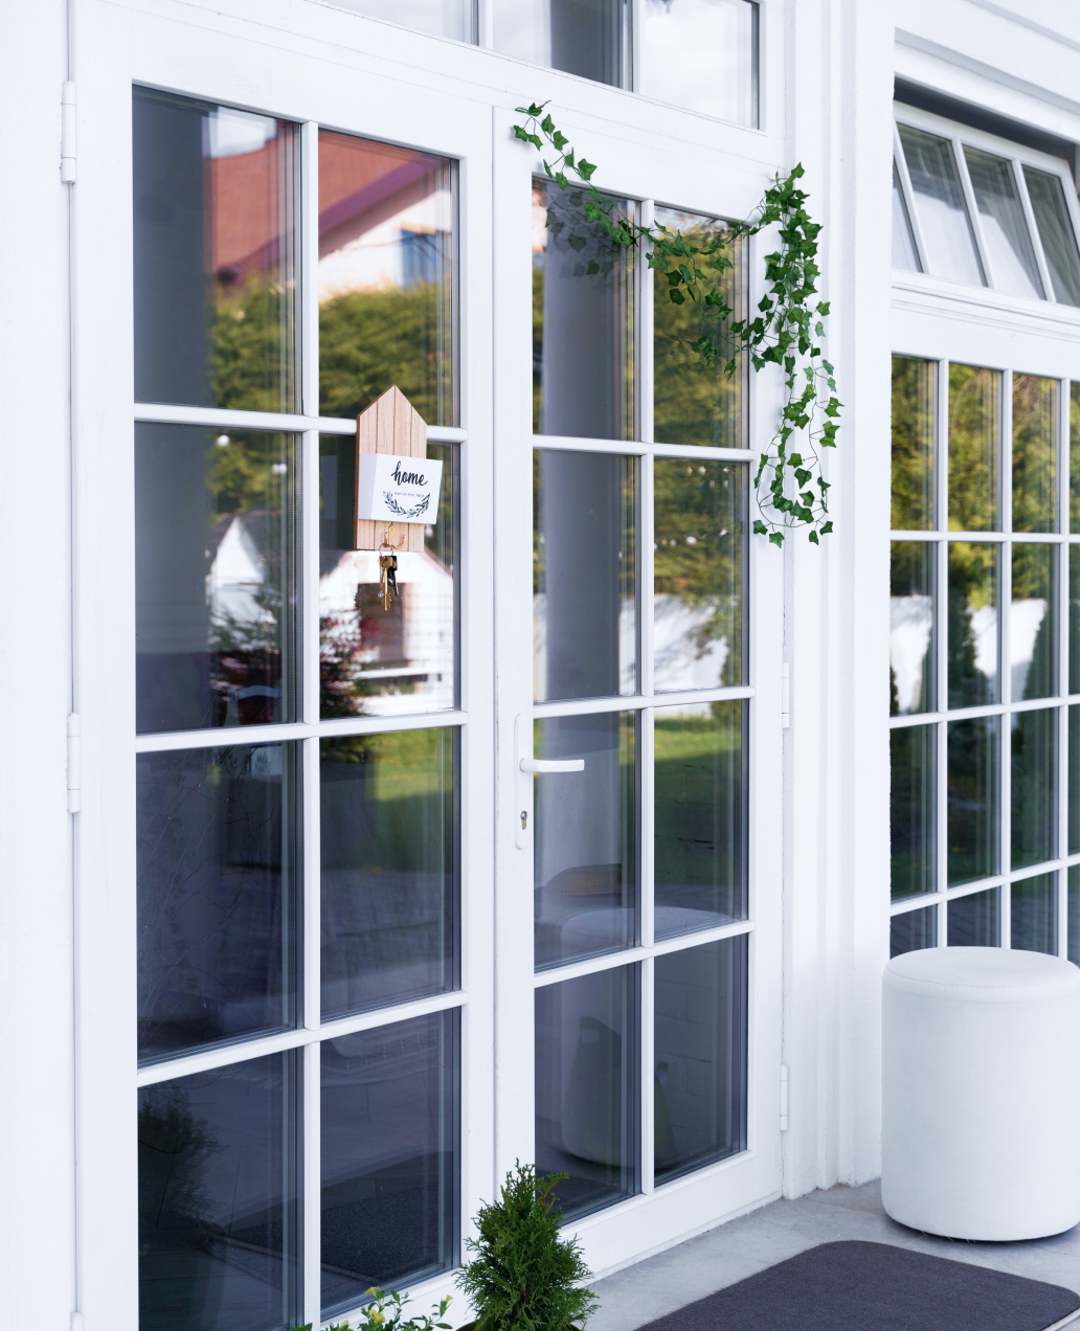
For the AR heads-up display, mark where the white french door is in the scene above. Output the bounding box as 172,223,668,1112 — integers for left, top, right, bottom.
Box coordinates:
72,4,783,1327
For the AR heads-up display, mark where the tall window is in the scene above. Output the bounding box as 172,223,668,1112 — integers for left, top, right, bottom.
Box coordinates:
531,187,751,1215
133,89,461,1329
890,354,1080,962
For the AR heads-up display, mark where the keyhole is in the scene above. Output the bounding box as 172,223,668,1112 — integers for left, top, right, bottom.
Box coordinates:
520,810,528,830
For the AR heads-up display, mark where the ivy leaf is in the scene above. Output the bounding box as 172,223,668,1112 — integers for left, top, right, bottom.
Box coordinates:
753,519,768,535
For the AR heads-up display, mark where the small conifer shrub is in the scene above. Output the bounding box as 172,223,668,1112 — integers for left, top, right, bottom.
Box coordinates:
455,1163,599,1331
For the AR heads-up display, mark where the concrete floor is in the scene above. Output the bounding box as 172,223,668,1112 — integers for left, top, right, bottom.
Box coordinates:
589,1179,1080,1330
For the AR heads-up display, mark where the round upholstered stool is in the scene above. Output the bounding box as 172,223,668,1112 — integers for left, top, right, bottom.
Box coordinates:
882,946,1080,1240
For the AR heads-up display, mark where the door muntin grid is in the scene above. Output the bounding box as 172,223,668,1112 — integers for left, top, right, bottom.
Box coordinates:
133,85,467,1328
529,185,754,1218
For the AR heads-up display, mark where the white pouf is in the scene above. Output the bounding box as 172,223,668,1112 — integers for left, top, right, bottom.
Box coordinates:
881,946,1080,1240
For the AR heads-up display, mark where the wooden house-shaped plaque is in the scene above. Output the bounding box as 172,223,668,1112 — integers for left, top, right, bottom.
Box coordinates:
354,386,428,552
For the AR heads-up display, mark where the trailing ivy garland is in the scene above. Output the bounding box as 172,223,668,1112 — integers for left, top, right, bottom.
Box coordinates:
514,102,840,546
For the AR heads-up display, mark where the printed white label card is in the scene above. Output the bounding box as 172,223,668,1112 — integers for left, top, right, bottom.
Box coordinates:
355,453,444,524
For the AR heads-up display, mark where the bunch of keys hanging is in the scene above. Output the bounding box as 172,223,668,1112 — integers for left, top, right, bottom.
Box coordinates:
377,525,406,611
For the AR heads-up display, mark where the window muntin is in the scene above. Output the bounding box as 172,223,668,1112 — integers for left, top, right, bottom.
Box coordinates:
319,436,458,717
533,450,637,702
320,730,458,1020
534,965,638,1220
318,131,457,427
653,209,747,449
532,180,637,441
963,146,1044,300
136,742,300,1063
133,90,300,413
897,125,984,287
135,424,299,733
321,1010,459,1318
892,111,1080,311
889,354,1077,960
138,1051,301,1330
640,0,758,128
1023,167,1080,306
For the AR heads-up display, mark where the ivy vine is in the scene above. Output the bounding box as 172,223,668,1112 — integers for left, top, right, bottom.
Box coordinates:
514,102,840,546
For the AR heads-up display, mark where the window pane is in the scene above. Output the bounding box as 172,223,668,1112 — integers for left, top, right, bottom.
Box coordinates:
948,716,999,886
654,459,746,692
948,887,1000,947
654,935,747,1185
898,125,983,286
1012,708,1057,870
640,0,757,125
318,132,455,426
949,364,999,532
948,542,998,708
891,356,935,531
1023,166,1080,307
1012,375,1057,533
320,730,457,1021
890,905,937,958
1011,872,1058,954
892,162,920,272
1069,865,1080,964
891,542,935,716
136,425,298,734
533,180,636,439
535,966,637,1221
321,1011,458,1316
891,723,936,901
494,0,627,86
654,701,746,938
319,437,457,717
322,0,472,38
963,147,1043,299
137,744,298,1063
139,1052,299,1331
534,451,636,701
653,210,747,449
133,90,298,413
1010,543,1056,701
1071,384,1080,533
1071,705,1080,856
534,713,636,969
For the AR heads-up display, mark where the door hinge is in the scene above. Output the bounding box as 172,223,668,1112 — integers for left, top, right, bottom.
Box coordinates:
61,82,76,183
781,662,790,729
67,713,82,814
780,1064,790,1132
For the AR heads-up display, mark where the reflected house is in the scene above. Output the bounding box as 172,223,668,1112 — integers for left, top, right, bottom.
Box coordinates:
206,511,283,727
320,546,455,714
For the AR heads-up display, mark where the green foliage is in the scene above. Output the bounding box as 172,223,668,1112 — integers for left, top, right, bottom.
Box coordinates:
455,1162,599,1331
292,1288,453,1331
515,102,841,547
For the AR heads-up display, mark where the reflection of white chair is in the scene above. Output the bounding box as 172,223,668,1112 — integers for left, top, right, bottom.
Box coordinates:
559,908,633,955
882,947,1080,1239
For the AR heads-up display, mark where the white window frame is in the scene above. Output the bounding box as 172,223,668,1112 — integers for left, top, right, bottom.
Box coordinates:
892,102,1080,311
70,3,785,1326
891,105,1080,966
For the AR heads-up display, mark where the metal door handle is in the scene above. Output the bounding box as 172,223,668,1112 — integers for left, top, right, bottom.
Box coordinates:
519,758,585,773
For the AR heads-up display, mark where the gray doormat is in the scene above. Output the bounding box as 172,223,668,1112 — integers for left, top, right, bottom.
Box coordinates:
638,1240,1080,1331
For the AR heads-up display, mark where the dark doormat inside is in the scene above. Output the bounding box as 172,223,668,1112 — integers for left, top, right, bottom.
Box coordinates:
638,1240,1080,1331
